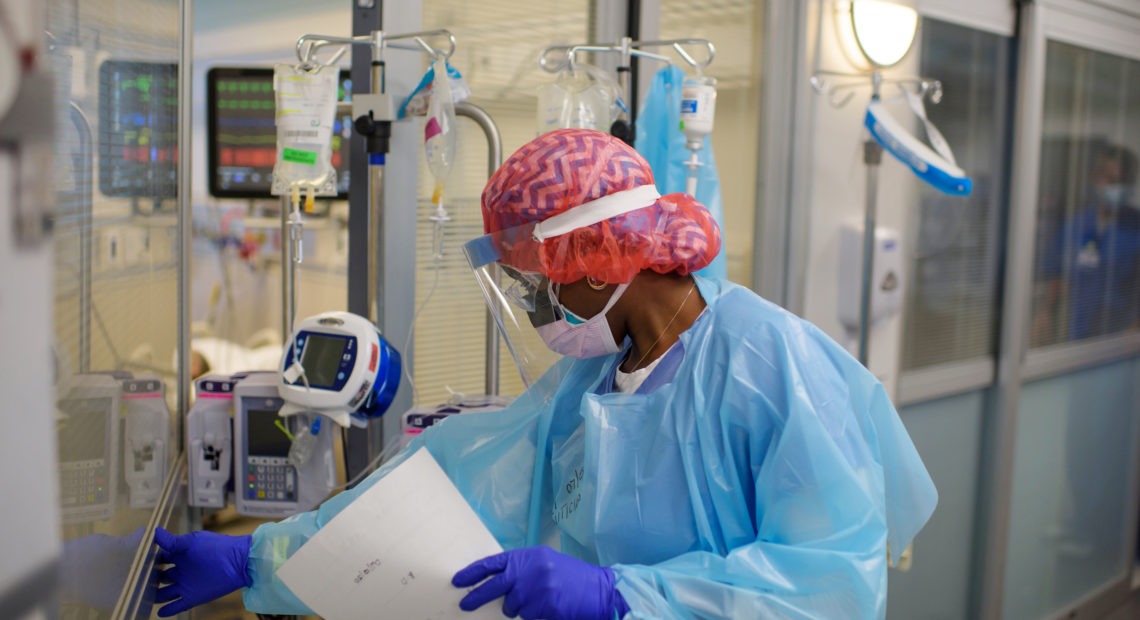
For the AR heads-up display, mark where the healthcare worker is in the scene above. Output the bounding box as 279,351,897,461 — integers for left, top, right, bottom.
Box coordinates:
154,129,937,619
1033,142,1139,344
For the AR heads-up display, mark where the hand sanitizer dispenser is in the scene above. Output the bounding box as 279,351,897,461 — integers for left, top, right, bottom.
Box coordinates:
837,223,903,330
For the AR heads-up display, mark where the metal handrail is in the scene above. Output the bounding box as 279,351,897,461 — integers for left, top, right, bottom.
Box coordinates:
455,102,504,396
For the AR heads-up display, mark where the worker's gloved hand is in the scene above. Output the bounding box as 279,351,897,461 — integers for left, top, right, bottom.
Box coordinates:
452,546,631,620
153,527,252,618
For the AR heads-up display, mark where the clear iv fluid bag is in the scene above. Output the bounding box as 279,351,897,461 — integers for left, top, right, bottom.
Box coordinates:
424,58,456,185
288,415,319,468
537,63,625,134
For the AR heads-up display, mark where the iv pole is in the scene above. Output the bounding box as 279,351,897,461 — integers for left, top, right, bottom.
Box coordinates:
810,70,943,366
287,29,456,484
289,30,457,333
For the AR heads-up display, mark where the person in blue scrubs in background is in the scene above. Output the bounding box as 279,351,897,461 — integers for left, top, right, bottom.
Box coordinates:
1032,141,1140,574
154,129,937,619
1034,142,1140,345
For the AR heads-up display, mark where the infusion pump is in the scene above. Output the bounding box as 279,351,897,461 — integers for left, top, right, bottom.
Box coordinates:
185,312,400,516
55,372,173,522
56,374,120,523
234,372,336,517
186,371,336,517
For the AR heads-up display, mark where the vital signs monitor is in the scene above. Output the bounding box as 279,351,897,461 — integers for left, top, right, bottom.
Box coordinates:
279,311,401,427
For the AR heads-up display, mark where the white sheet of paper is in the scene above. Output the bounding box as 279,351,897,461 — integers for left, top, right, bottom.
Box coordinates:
277,447,505,620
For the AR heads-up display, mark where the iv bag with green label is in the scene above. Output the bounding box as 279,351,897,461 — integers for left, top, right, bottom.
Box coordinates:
271,64,339,196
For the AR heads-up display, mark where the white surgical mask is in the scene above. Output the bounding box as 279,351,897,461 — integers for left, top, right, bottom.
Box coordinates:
535,284,628,358
1100,184,1133,211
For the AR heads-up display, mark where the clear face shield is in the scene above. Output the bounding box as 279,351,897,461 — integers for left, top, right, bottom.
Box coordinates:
463,223,568,392
464,185,663,391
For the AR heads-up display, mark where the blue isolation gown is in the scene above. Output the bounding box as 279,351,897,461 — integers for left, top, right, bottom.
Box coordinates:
244,277,937,618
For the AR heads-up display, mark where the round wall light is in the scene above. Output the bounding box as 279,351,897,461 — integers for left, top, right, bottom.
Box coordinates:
847,0,919,69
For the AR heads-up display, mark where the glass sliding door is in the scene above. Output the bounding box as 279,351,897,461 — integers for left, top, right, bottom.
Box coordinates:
1029,43,1140,350
996,3,1140,618
46,0,186,615
1004,27,1140,619
888,390,988,620
900,19,1009,372
1004,358,1140,619
888,16,1012,619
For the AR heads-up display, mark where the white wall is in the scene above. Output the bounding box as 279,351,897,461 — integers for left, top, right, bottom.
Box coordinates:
797,0,926,396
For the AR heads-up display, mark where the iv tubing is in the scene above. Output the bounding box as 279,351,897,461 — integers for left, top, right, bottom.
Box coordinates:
685,150,700,196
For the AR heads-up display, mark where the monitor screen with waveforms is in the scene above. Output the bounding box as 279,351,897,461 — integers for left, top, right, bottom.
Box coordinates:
98,60,179,199
207,67,352,199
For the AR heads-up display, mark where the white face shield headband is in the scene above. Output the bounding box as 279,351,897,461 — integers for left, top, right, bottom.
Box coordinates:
863,88,972,197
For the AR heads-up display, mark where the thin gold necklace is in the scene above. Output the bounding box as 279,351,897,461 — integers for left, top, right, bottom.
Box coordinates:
626,282,698,371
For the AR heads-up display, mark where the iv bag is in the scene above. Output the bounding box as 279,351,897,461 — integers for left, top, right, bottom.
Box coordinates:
537,63,626,133
424,58,457,185
271,64,339,197
288,415,320,468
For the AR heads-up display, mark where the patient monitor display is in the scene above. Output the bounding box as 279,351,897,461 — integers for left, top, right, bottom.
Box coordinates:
98,60,179,199
298,333,349,389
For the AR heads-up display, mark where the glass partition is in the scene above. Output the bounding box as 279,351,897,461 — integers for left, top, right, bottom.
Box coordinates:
901,19,1011,371
1030,41,1140,349
1003,357,1140,618
888,390,987,620
189,0,351,383
46,0,184,616
412,0,760,406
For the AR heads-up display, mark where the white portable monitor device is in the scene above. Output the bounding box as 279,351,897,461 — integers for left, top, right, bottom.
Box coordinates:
235,372,336,518
56,374,121,523
122,375,170,509
187,374,238,508
279,311,401,428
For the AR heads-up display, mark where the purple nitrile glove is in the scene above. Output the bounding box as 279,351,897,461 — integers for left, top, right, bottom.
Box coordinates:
452,546,631,619
153,527,252,617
